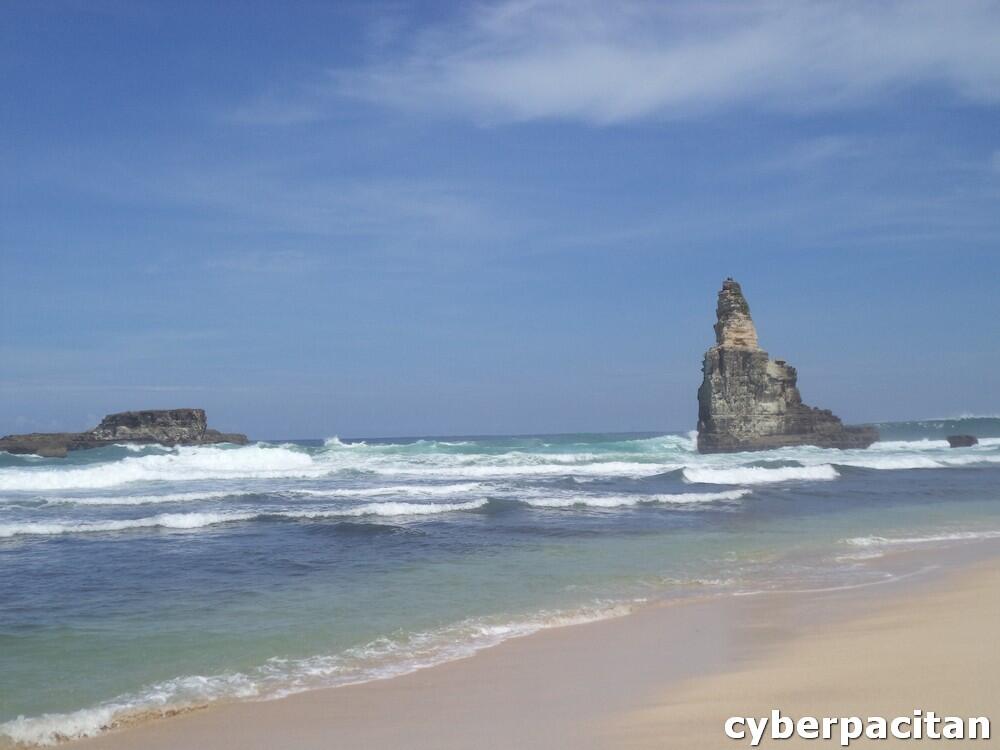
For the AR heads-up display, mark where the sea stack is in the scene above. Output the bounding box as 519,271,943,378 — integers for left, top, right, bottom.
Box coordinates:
0,409,248,457
697,279,878,454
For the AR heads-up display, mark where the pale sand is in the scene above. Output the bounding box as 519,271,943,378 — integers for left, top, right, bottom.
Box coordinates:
606,559,1000,748
66,553,1000,750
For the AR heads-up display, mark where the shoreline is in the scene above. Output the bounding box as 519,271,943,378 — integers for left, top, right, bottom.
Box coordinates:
605,546,1000,748
49,538,1000,750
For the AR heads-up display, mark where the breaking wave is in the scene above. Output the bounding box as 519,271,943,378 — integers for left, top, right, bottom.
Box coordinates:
521,489,751,508
682,464,839,485
0,512,255,538
281,499,489,519
293,482,486,498
0,501,490,539
7,484,490,508
832,450,1000,472
845,530,1000,547
26,491,244,507
0,445,318,492
0,599,635,746
365,460,670,479
3,427,997,497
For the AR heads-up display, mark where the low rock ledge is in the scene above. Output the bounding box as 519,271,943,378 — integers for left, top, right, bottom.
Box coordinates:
0,409,248,457
946,435,978,448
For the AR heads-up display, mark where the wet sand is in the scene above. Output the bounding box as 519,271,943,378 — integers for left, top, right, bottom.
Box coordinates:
67,547,1000,749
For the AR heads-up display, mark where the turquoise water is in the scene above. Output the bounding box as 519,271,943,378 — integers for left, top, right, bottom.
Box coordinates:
1,418,999,745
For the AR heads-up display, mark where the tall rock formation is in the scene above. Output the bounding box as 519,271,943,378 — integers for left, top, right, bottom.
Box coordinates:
0,409,248,457
697,279,877,453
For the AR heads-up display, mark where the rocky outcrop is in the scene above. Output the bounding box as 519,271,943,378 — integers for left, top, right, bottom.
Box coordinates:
697,279,878,454
947,435,978,448
0,434,81,458
0,409,248,457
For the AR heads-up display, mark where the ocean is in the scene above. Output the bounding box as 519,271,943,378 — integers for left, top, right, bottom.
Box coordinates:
2,417,999,746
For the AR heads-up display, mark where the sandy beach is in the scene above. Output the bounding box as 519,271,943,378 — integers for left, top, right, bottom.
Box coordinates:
62,545,1000,750
607,553,1000,748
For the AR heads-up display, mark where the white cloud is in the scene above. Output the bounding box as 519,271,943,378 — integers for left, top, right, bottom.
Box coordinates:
326,0,1000,124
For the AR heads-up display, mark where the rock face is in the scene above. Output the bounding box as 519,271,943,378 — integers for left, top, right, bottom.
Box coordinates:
946,435,978,448
0,409,248,457
91,409,209,443
697,279,878,454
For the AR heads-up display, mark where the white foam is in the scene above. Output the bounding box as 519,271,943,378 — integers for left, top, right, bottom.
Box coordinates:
0,442,682,493
0,672,261,747
25,483,488,508
835,550,886,562
3,430,998,497
937,453,1000,467
523,489,751,508
369,460,671,479
324,436,470,450
34,491,242,506
866,439,950,451
281,499,489,518
294,482,486,498
662,436,1000,477
682,464,839,485
1,706,122,748
323,436,360,448
0,501,490,538
829,452,1000,471
0,512,256,538
0,444,318,491
834,455,943,470
113,443,171,453
0,600,634,746
846,530,1000,547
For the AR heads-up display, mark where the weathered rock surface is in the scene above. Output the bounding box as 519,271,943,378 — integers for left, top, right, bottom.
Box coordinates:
946,435,978,448
0,409,248,457
697,279,878,454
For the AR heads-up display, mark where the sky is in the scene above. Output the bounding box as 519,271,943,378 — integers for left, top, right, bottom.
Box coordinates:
2,0,999,439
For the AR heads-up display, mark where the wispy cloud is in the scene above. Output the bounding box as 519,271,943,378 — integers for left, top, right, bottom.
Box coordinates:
314,0,1000,124
25,152,492,243
761,136,868,172
229,82,345,126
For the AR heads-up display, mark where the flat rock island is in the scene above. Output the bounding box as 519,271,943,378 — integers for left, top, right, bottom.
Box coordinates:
0,409,248,457
697,279,878,453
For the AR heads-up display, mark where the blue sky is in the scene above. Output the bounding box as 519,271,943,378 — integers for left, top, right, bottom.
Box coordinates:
2,0,999,438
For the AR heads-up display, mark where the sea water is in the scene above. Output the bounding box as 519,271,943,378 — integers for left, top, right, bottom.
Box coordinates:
1,418,999,745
